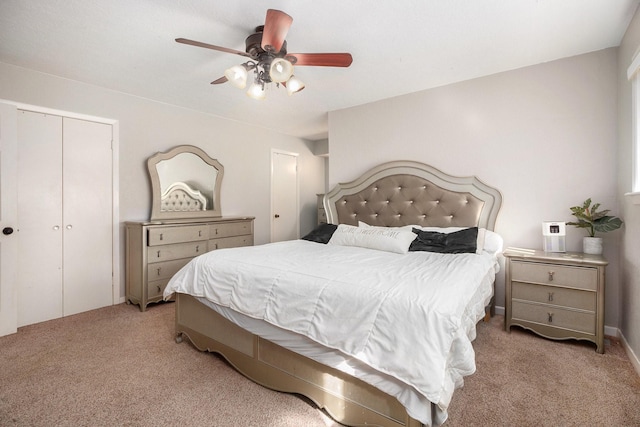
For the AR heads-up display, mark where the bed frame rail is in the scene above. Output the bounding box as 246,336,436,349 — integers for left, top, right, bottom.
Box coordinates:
175,293,425,427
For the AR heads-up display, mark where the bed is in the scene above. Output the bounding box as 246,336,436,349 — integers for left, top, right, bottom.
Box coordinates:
163,160,503,427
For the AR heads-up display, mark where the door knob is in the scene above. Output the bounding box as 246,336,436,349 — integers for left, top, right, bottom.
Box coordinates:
2,227,14,235
274,214,280,218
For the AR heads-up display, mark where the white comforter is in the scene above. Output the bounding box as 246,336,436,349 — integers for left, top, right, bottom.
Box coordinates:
164,239,498,424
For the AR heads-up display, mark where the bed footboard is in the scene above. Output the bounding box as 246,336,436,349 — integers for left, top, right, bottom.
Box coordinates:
174,293,424,427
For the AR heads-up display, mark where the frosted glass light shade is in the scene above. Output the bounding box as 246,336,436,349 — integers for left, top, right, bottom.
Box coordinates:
269,58,294,83
246,82,266,100
224,65,248,89
286,75,305,95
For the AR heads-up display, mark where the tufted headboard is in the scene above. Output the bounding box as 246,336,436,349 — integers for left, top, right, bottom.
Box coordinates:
161,182,208,212
324,161,502,231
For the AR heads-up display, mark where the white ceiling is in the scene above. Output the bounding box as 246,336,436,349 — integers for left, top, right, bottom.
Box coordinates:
0,0,638,140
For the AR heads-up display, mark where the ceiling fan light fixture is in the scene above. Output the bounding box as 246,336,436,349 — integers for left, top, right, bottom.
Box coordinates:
286,75,305,95
224,64,249,89
269,58,294,83
247,81,267,100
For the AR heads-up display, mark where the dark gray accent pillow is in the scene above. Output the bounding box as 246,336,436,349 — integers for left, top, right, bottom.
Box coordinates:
409,227,478,254
301,223,338,244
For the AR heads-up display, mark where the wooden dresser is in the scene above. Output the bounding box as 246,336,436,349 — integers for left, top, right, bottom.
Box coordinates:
504,249,608,353
317,194,326,225
125,216,254,311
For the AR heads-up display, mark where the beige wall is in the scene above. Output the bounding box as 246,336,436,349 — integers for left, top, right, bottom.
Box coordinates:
618,9,640,365
0,61,326,301
328,49,621,330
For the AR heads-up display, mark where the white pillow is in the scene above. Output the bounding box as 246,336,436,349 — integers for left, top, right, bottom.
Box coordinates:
329,224,417,254
358,221,414,232
482,229,503,255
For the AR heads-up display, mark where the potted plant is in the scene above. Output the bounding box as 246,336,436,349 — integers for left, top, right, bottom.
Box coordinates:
568,198,623,255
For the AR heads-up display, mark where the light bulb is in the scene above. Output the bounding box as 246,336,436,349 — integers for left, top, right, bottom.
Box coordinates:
247,82,266,100
224,64,248,89
286,75,305,95
269,58,294,83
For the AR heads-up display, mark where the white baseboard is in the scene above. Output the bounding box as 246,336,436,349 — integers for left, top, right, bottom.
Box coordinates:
496,305,640,376
605,325,619,338
621,332,640,377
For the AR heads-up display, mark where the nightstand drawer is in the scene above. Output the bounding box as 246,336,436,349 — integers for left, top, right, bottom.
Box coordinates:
511,261,597,291
512,282,596,311
512,300,596,335
147,241,208,262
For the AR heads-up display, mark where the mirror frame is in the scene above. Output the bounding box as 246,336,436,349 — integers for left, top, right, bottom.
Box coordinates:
147,145,224,221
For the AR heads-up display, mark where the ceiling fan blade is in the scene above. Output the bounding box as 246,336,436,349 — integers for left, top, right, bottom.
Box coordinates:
286,53,353,67
176,38,251,58
211,76,228,85
261,9,293,53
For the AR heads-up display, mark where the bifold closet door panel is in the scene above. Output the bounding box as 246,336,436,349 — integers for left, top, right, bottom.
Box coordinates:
62,117,113,316
17,111,64,326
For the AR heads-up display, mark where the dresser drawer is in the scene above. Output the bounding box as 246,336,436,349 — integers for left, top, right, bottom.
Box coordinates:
209,235,254,250
511,261,597,291
148,224,209,246
147,258,192,281
318,208,327,223
512,282,596,311
209,221,252,238
148,278,170,299
512,300,596,335
147,240,208,262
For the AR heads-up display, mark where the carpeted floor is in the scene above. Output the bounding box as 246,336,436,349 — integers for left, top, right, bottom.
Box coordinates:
1,302,639,426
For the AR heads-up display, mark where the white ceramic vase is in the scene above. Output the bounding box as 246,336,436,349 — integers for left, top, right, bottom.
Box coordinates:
583,237,603,255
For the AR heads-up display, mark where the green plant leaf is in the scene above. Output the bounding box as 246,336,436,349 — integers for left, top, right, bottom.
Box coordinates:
568,198,623,237
593,216,623,233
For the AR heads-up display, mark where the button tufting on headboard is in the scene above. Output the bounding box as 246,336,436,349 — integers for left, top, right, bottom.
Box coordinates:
324,161,502,230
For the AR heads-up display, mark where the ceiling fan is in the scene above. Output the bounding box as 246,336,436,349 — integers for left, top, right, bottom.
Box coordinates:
176,9,353,99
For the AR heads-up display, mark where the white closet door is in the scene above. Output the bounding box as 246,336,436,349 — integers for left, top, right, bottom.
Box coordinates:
62,117,113,316
0,103,19,336
17,111,64,326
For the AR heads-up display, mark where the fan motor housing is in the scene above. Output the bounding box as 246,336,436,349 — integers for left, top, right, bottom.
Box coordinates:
245,26,287,59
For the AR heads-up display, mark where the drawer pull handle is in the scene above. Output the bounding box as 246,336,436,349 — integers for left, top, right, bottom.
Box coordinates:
156,267,161,276
159,233,163,241
196,245,200,253
548,312,554,323
157,250,161,258
215,228,218,235
548,271,554,281
214,243,218,250
548,292,554,302
198,230,202,237
157,285,162,292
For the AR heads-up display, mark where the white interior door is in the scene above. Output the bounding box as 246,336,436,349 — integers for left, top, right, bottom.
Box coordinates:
62,117,113,315
271,151,299,242
0,102,18,336
17,111,64,326
16,111,113,326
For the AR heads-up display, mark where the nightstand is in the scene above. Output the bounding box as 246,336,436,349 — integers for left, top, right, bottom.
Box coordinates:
504,249,608,353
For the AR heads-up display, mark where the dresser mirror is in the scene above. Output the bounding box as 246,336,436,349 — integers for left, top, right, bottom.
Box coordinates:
148,145,224,221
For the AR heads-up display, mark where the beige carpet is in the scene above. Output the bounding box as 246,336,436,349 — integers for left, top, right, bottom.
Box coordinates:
1,302,639,426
